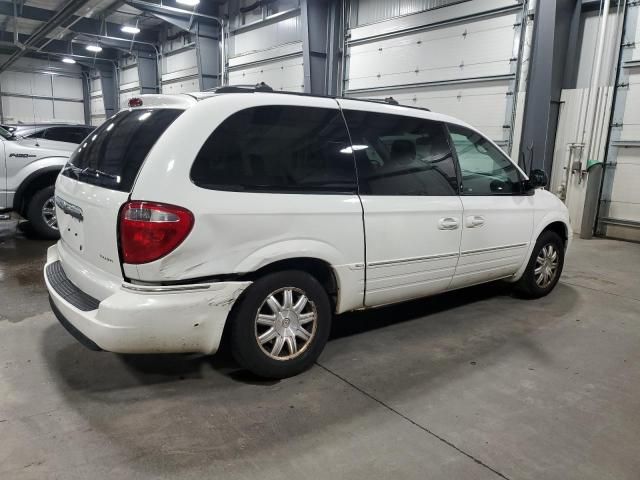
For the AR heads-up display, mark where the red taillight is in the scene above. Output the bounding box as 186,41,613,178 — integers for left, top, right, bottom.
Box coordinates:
128,97,143,107
119,201,194,264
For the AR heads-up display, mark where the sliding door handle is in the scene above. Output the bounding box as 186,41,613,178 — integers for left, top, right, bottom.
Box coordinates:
466,215,485,228
438,217,459,230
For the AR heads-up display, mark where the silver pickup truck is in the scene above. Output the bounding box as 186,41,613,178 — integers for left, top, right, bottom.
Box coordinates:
0,124,94,239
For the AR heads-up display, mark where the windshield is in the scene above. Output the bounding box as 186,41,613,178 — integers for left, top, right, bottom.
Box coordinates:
0,126,14,140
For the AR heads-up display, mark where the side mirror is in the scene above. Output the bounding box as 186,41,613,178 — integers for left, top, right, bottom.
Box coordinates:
527,169,548,190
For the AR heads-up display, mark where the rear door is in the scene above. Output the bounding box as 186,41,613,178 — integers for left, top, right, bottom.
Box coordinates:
55,108,183,278
339,100,463,307
447,124,534,289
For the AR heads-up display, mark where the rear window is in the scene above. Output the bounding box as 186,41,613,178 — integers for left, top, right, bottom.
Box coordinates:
61,108,183,192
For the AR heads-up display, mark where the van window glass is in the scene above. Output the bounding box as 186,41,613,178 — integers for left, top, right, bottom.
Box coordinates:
61,108,183,192
448,125,524,195
342,110,458,196
190,106,357,194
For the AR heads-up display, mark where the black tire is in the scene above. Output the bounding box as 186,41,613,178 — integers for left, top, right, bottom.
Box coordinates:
26,185,59,240
514,230,565,298
230,270,332,379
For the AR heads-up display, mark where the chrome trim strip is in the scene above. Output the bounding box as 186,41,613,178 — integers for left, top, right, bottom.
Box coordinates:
122,283,211,293
461,243,528,256
368,252,459,268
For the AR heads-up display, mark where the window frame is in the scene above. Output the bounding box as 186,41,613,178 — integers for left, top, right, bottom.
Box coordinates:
189,105,359,196
445,122,529,197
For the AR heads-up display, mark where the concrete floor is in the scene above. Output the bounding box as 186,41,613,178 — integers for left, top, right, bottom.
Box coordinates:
1,222,639,480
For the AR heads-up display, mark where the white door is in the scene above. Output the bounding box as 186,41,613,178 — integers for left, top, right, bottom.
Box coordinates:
339,101,463,307
447,124,533,289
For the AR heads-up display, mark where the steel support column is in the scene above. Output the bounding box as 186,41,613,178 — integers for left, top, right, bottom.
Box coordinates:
137,52,159,94
519,0,578,174
98,66,118,119
195,21,221,91
301,0,340,95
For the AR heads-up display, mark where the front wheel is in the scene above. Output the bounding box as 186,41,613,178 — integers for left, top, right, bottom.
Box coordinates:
26,185,59,240
230,270,332,379
514,230,565,298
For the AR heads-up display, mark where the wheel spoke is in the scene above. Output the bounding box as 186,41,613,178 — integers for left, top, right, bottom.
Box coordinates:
285,335,297,355
283,289,293,309
266,295,282,314
535,265,543,275
271,336,285,356
258,328,277,344
293,295,308,314
536,256,545,265
295,326,311,340
299,312,315,325
257,314,276,326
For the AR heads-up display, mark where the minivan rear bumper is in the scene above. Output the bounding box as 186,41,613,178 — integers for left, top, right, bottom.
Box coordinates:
44,244,251,354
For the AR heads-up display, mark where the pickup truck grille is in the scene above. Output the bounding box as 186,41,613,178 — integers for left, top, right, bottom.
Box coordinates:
46,261,100,311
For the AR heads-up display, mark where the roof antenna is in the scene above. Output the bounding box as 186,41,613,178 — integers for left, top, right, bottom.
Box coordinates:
30,75,39,147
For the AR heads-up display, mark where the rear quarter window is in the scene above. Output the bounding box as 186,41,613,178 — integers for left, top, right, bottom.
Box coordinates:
190,105,357,194
61,109,183,192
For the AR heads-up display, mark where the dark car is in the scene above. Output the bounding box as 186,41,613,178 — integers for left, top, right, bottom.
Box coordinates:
2,123,95,145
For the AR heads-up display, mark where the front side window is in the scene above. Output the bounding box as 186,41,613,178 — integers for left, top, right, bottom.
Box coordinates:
191,106,357,194
342,110,458,196
448,125,524,195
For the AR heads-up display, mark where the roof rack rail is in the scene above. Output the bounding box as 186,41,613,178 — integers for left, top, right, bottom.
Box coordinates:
215,82,274,94
210,84,432,112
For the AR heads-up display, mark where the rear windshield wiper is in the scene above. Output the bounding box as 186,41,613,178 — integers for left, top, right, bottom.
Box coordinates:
79,167,120,182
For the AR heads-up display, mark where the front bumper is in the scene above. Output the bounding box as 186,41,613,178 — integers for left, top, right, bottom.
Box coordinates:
44,244,251,354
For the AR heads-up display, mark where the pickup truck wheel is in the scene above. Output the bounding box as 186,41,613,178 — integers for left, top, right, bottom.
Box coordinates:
514,230,564,298
230,270,332,379
26,186,59,240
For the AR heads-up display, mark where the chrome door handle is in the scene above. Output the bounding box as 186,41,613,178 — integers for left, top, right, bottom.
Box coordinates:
466,215,485,228
438,217,459,230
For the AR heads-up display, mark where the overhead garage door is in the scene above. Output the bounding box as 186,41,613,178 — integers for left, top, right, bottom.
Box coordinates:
598,3,640,241
343,0,526,151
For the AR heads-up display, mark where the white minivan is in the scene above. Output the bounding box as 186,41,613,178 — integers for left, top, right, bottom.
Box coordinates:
45,88,571,378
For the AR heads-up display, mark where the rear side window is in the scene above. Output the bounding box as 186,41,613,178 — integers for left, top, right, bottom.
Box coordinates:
61,109,182,192
342,110,458,196
190,106,357,194
45,126,93,144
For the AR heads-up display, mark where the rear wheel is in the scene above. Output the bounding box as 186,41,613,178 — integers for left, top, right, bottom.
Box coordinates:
26,185,59,240
230,270,331,379
515,230,564,298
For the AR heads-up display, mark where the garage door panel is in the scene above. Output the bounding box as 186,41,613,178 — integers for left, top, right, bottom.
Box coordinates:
229,56,304,92
619,67,640,141
348,80,510,142
52,76,83,100
346,13,517,91
53,100,84,123
1,96,53,122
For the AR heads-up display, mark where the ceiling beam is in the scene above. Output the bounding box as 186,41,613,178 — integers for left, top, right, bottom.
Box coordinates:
0,2,159,43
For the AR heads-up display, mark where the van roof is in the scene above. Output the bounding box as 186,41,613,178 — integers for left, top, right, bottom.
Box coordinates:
124,83,432,115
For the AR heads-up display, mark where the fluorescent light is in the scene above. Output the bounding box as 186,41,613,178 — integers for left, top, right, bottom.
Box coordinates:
86,44,102,52
62,57,76,64
121,25,141,34
176,0,200,5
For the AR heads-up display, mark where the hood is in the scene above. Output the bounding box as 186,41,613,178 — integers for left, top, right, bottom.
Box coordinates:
14,137,77,154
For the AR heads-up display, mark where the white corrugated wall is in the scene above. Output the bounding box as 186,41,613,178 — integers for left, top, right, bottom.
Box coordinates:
0,56,85,124
343,0,527,150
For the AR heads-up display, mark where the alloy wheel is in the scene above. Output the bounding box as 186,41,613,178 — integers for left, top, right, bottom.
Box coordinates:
254,287,317,360
41,196,58,231
535,244,559,289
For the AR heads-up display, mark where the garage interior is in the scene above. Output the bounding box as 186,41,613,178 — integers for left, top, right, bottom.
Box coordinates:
0,0,639,479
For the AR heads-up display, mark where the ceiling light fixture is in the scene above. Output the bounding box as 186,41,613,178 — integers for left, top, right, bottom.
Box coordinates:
176,0,200,6
62,57,76,64
121,25,141,34
86,44,102,52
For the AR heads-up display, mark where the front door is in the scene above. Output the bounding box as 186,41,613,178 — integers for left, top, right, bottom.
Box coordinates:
339,101,463,307
447,124,534,289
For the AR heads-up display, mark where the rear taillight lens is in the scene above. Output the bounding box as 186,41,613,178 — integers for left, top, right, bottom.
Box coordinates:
119,201,194,264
